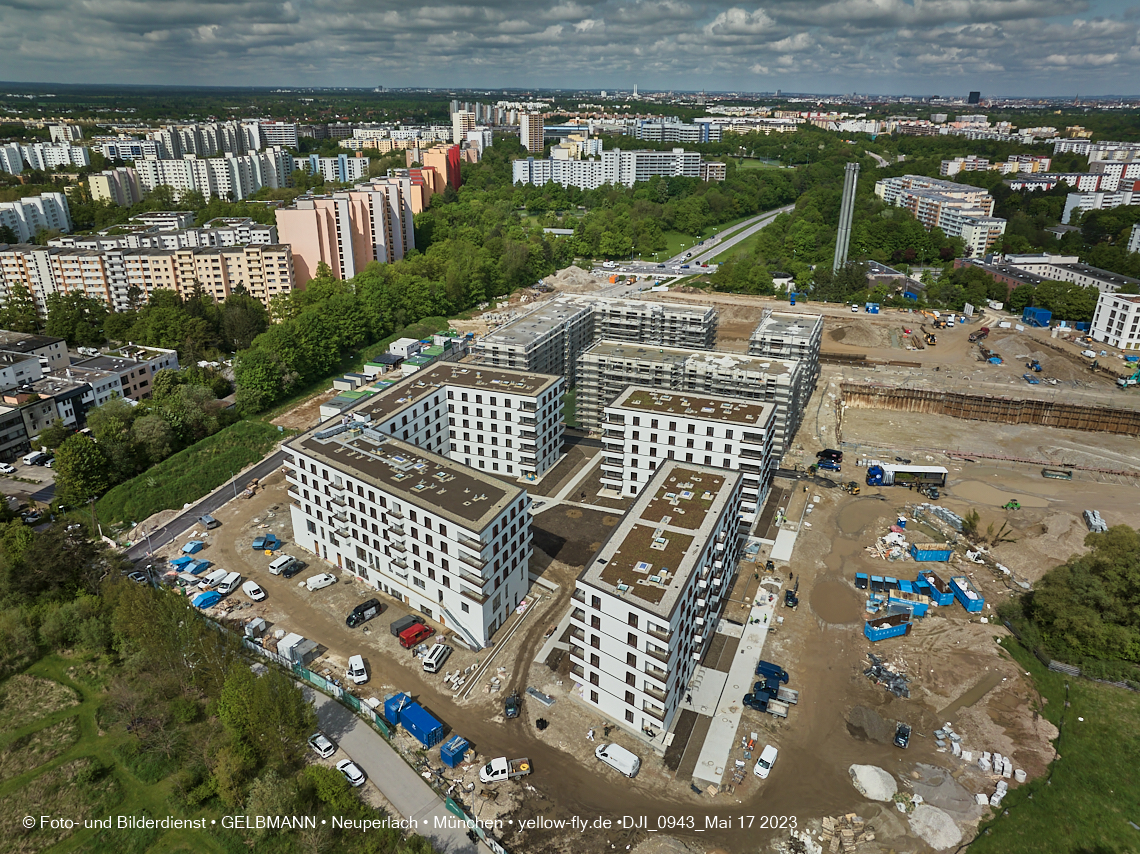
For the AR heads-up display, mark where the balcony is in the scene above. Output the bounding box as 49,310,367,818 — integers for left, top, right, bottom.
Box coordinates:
460,586,488,605
331,508,348,523
330,492,347,507
388,540,407,553
458,533,484,552
570,626,585,642
387,506,404,520
282,467,296,480
520,429,536,440
572,589,586,603
646,624,669,643
572,607,585,623
606,414,625,425
570,663,584,679
518,416,536,426
391,556,408,570
603,457,624,468
387,520,405,535
459,551,486,571
642,703,665,722
646,645,669,663
602,428,625,439
643,684,666,703
645,663,667,683
334,524,350,538
287,486,301,502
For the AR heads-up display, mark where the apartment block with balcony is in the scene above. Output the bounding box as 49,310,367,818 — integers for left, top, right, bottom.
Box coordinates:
569,461,743,739
474,296,718,380
284,424,532,649
576,341,805,464
748,309,823,410
601,386,774,523
1091,292,1140,351
73,345,178,400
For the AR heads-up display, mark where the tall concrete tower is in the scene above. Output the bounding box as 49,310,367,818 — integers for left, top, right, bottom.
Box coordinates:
833,162,860,273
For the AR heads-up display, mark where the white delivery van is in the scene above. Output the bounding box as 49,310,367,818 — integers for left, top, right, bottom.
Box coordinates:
216,571,242,595
422,643,452,673
346,654,368,684
268,554,299,576
595,743,640,778
305,573,337,591
198,568,229,590
22,451,47,465
753,744,778,779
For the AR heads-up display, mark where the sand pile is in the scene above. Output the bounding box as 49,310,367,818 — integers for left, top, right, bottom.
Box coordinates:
849,765,897,801
548,265,602,293
908,804,962,849
828,321,892,349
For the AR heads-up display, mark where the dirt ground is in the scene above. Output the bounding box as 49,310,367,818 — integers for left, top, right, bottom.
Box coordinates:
271,388,340,431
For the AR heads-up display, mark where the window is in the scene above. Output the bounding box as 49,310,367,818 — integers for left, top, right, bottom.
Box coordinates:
591,595,601,609
625,710,635,723
625,690,635,705
591,690,599,703
590,653,600,667
626,672,635,686
627,632,637,647
628,613,638,627
590,672,600,686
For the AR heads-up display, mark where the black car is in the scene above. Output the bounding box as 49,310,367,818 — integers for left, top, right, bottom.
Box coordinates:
894,722,912,749
742,693,769,711
817,449,843,462
281,561,304,579
347,598,384,628
504,690,521,719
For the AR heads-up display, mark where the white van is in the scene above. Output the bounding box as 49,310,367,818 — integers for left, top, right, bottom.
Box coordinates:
216,571,242,596
22,451,47,466
268,554,299,576
753,744,778,779
198,568,229,590
347,654,368,684
595,743,640,778
422,643,452,674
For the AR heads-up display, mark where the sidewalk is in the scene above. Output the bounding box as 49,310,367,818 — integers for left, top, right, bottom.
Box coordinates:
310,690,487,854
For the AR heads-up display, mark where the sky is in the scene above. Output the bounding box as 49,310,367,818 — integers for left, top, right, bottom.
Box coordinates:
0,0,1137,96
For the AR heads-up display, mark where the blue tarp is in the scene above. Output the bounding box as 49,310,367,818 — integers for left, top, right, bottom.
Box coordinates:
182,540,205,554
169,555,193,567
186,559,212,575
191,591,221,609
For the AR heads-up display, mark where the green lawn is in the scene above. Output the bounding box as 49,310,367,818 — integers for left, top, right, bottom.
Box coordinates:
967,637,1140,854
734,158,783,169
562,388,577,428
642,214,759,262
96,420,289,529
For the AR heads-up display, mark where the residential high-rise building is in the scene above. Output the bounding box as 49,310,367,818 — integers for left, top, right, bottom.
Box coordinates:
303,154,369,184
569,459,744,739
512,147,705,190
258,121,299,149
968,91,981,105
18,143,90,171
0,193,71,243
0,144,22,175
1129,223,1140,255
451,111,476,144
48,124,83,144
274,177,416,285
132,147,295,202
88,168,143,207
520,112,545,153
874,174,1004,257
420,145,462,191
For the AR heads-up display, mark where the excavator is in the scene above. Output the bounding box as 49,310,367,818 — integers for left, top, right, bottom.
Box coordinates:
920,324,937,346
1117,367,1140,389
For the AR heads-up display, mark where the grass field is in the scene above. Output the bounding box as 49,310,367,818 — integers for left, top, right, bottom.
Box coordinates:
967,637,1140,854
642,214,759,262
562,388,577,428
96,420,289,527
734,158,783,169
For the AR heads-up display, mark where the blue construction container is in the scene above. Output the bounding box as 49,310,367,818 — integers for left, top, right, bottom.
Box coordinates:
951,576,985,613
897,579,915,595
920,572,956,606
890,596,929,617
864,611,912,641
884,576,900,590
865,302,880,314
169,555,193,568
399,702,446,748
440,735,469,768
870,575,886,592
1022,307,1052,328
182,540,205,554
186,559,212,575
910,543,953,562
855,572,869,589
384,692,412,726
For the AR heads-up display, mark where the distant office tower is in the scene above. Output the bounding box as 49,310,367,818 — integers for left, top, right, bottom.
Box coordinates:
451,110,476,144
520,112,544,153
968,91,981,105
833,162,860,272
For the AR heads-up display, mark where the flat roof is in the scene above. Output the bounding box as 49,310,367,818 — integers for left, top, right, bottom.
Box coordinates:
75,355,144,372
344,363,561,424
578,461,739,618
749,310,823,340
584,340,796,377
0,350,38,366
609,386,774,427
291,425,522,529
0,332,65,352
479,298,593,349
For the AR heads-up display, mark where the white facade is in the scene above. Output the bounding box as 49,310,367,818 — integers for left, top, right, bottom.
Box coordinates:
88,167,143,207
49,124,83,144
0,193,72,243
513,148,704,190
570,461,744,738
0,144,24,175
959,216,1008,258
133,148,294,201
19,143,90,171
1000,254,1140,295
259,121,299,149
1129,223,1140,255
1090,293,1140,350
285,424,533,648
50,217,276,251
451,111,476,144
99,139,165,160
1062,190,1136,224
602,386,775,522
303,154,369,184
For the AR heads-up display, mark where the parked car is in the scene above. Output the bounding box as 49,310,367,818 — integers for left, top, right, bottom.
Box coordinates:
816,459,841,472
347,654,368,684
0,463,15,474
817,449,843,462
127,571,149,585
308,732,336,759
44,458,54,468
199,514,221,529
504,690,522,719
242,580,266,601
753,744,778,779
336,758,366,787
894,722,912,749
305,573,337,591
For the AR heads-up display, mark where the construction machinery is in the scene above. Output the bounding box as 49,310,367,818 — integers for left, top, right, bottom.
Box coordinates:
1023,373,1041,385
968,327,990,344
1002,500,1021,510
1117,368,1140,389
1026,359,1042,372
920,324,937,346
841,481,861,495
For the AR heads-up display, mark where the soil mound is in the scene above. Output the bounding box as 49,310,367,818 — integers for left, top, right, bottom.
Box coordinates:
908,804,963,849
848,764,897,801
846,705,895,745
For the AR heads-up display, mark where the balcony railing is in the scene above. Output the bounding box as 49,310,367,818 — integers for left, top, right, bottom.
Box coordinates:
570,626,585,642
334,524,350,538
391,556,408,570
572,607,585,623
646,624,669,643
518,416,536,426
389,540,407,553
331,509,348,522
388,521,405,535
459,551,486,570
572,589,586,603
458,533,484,552
643,684,666,703
330,493,347,507
570,663,584,678
386,506,404,520
287,487,301,501
646,645,668,663
459,586,488,605
642,703,665,722
645,663,667,683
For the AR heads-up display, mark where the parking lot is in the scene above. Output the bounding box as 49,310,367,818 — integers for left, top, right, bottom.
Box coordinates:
1,454,58,522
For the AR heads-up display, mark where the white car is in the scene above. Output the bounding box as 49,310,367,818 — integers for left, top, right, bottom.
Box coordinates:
336,759,366,787
0,463,14,474
347,654,368,684
851,305,860,312
305,573,337,591
754,744,778,779
308,732,336,759
241,580,266,601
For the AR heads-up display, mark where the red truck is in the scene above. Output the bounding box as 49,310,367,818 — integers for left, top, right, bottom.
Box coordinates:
968,327,990,343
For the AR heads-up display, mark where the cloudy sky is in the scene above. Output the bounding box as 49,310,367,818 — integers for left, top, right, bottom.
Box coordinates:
0,0,1136,96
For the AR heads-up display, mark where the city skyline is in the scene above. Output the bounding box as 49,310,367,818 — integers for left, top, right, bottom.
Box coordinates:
0,0,1136,97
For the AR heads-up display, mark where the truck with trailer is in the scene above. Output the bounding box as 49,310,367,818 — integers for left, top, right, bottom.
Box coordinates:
479,757,532,783
866,464,948,488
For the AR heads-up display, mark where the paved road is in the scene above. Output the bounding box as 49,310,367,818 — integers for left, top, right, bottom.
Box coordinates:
127,448,288,563
686,203,795,265
310,690,482,854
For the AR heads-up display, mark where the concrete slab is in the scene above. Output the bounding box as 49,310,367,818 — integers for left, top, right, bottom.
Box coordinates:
770,527,798,562
683,665,728,717
690,593,778,787
715,619,744,638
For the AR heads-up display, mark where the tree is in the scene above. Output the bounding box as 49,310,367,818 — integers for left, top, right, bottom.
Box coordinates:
53,434,113,503
0,225,17,244
244,770,300,838
0,282,39,333
131,414,176,464
221,292,270,351
33,418,74,451
44,292,108,346
216,664,315,769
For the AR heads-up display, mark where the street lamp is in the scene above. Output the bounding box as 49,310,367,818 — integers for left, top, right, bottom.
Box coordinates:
230,470,239,499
